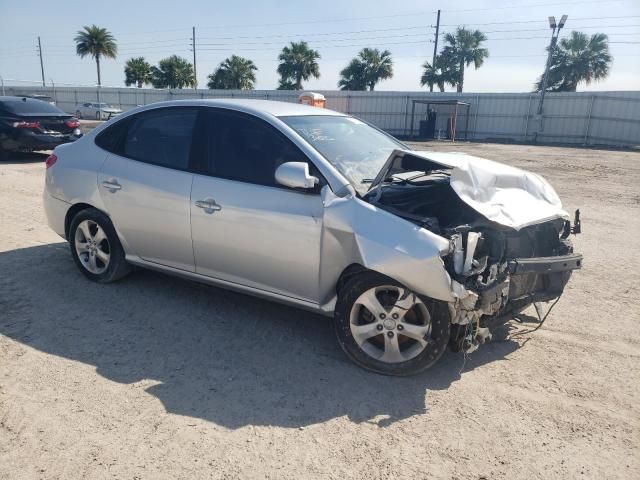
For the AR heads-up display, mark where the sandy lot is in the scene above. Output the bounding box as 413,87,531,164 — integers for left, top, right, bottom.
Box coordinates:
1,141,639,479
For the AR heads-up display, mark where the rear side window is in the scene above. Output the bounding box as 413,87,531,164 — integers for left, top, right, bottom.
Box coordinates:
0,98,65,115
94,107,197,170
202,109,316,188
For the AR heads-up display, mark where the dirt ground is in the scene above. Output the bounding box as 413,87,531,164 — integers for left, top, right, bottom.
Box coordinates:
1,141,639,480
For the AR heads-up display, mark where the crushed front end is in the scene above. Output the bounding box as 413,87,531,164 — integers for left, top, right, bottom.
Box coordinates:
364,149,583,353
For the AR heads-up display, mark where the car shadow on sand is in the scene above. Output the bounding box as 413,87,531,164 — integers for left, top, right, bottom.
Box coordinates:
0,243,522,429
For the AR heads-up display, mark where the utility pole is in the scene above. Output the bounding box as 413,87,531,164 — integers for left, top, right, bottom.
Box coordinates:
537,14,567,115
192,26,197,89
37,36,45,87
430,9,441,93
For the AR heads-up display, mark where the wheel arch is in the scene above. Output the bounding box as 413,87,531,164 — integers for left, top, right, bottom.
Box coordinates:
65,203,104,239
336,263,368,295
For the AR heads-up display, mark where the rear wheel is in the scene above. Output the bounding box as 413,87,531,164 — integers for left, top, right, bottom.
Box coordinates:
334,272,450,376
69,208,131,283
95,112,101,120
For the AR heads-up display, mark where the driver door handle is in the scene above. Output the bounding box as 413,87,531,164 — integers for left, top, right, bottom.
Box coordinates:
195,198,222,213
101,179,121,192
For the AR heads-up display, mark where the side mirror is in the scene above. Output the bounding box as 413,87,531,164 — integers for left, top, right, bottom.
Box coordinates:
275,162,319,190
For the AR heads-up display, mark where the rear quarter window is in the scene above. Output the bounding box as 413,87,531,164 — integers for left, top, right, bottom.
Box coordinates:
95,118,131,154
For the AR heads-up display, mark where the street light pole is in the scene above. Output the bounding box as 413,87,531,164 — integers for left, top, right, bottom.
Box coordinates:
537,14,567,115
37,36,46,87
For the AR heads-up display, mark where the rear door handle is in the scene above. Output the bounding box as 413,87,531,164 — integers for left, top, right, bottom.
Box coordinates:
195,198,222,213
101,179,121,192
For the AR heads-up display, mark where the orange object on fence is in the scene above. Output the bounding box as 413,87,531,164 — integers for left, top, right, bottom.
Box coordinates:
298,92,326,108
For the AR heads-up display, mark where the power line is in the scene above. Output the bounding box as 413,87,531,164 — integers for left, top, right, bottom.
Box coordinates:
440,15,640,27
441,0,627,13
197,32,431,47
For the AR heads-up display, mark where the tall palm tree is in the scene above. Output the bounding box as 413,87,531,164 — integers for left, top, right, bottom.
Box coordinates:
277,41,321,90
441,27,489,92
74,25,117,86
338,48,393,91
207,55,258,90
124,57,152,88
535,31,612,92
338,59,367,91
420,52,460,92
150,55,195,89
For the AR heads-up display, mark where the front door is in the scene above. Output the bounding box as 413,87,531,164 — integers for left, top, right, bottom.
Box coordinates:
190,109,324,302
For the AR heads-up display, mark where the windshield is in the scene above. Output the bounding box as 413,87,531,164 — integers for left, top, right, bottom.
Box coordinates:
281,115,405,193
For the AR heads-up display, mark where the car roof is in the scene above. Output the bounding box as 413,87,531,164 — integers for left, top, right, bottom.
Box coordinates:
0,95,49,102
134,98,347,118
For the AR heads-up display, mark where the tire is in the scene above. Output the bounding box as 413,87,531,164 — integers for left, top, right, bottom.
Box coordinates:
75,110,82,119
68,208,131,283
96,112,101,120
334,271,450,376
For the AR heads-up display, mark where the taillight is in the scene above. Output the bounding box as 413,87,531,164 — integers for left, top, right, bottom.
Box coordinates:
12,120,40,129
45,154,57,169
65,119,80,129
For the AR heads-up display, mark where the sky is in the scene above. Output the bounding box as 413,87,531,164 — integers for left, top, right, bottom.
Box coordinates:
0,0,639,92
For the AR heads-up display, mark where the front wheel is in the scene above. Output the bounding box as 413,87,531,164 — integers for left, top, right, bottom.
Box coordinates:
75,110,82,119
69,208,131,283
334,272,450,376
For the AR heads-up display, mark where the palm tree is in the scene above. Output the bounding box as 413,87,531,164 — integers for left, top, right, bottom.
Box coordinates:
535,31,612,92
74,25,117,86
277,41,321,90
338,59,367,91
339,48,393,91
441,27,489,92
150,55,195,89
276,78,297,90
207,55,258,90
124,57,152,88
420,52,460,92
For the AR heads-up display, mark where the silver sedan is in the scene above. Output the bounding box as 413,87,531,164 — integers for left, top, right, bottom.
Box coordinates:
43,99,582,375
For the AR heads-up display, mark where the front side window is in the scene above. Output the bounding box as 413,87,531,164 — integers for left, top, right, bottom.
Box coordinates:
122,108,198,170
202,109,316,188
281,115,405,194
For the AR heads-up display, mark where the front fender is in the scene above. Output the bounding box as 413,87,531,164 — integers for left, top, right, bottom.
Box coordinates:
318,187,455,307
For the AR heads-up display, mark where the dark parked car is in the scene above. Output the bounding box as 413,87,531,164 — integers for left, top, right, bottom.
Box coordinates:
0,96,81,159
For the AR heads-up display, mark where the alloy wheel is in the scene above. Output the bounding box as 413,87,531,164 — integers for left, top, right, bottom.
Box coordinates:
349,285,432,363
74,219,110,274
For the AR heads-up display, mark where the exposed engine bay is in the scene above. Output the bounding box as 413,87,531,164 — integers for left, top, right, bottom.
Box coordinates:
364,150,583,353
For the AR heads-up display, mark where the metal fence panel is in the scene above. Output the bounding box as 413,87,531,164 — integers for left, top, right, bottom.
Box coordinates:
3,86,639,146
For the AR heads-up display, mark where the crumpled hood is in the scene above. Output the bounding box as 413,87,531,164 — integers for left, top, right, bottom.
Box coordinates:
376,149,569,230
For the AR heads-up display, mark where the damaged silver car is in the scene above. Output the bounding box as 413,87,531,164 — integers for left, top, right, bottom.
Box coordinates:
43,99,582,376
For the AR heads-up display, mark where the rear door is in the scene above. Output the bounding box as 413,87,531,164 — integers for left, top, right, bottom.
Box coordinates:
190,108,324,302
97,107,199,271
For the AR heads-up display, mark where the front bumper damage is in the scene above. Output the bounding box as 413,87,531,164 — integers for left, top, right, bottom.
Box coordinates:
447,226,582,353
